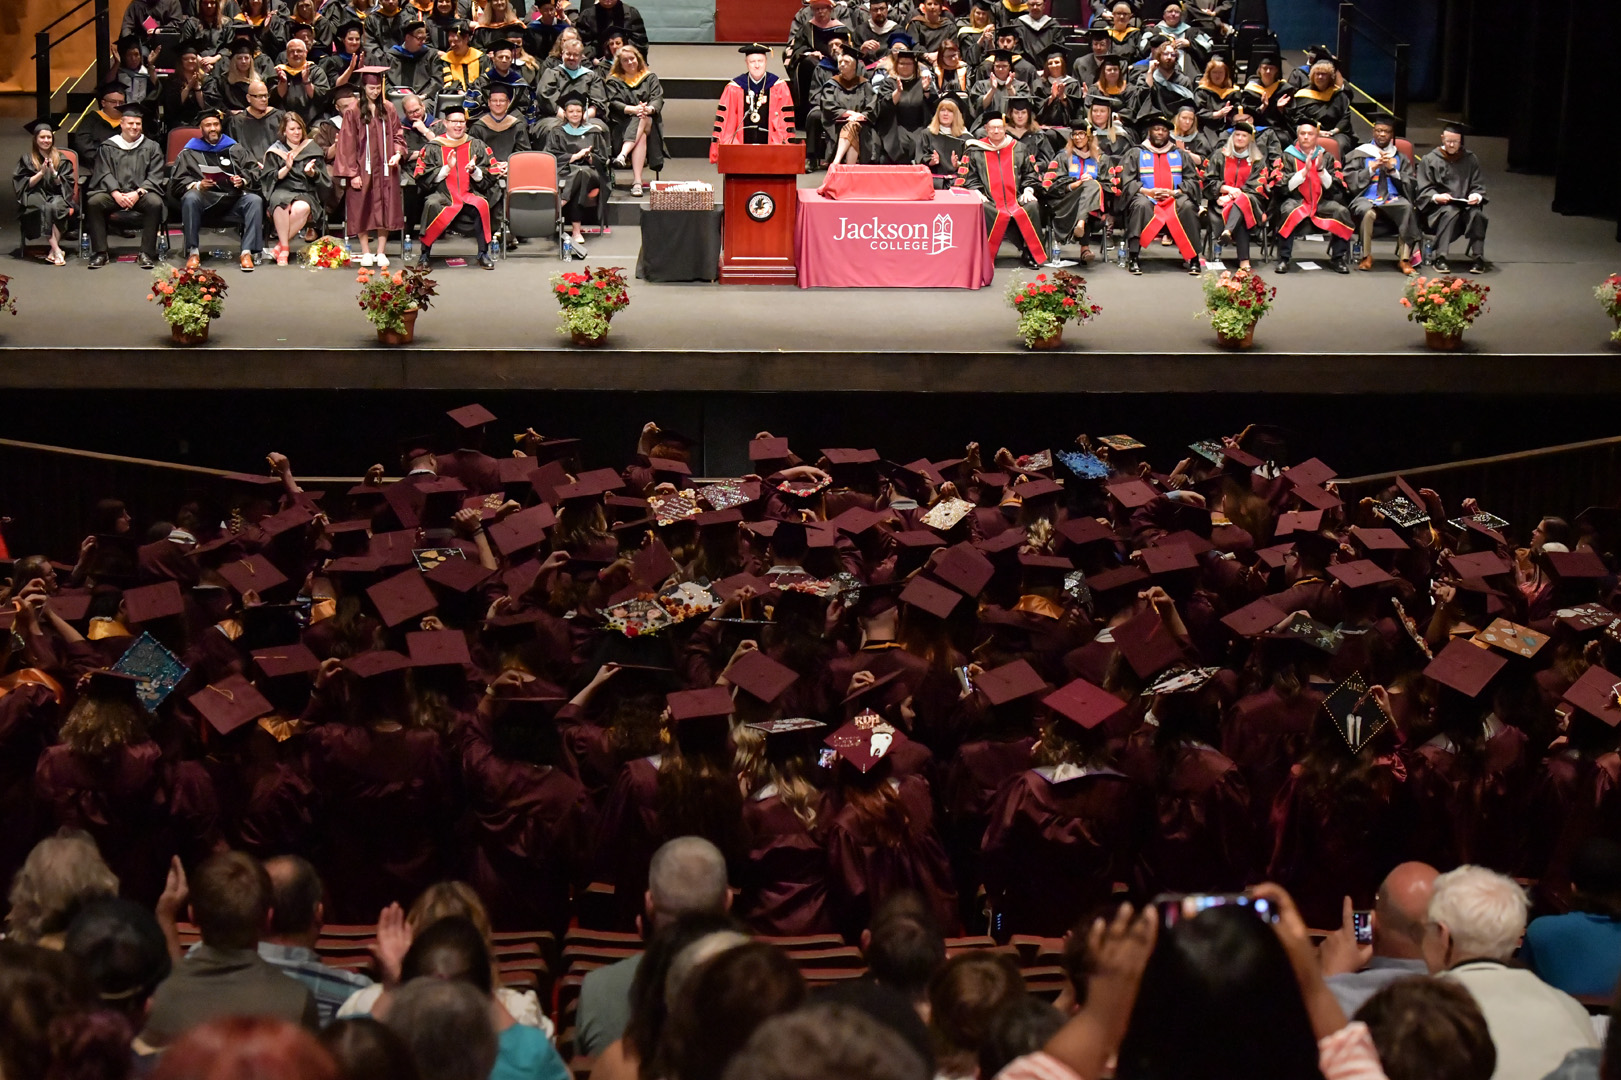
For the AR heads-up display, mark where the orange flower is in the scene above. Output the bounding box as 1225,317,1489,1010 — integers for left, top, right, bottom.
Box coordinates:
392,273,404,286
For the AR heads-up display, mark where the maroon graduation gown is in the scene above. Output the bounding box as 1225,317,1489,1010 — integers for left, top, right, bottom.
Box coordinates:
1221,685,1323,835
1121,742,1257,894
1405,722,1530,873
592,755,661,930
305,723,454,922
824,775,961,939
738,790,837,936
35,741,177,907
981,766,1153,937
0,683,60,895
1521,750,1621,911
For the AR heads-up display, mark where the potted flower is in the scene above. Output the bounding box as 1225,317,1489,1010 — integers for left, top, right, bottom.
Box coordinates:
1401,275,1489,350
1198,268,1275,348
1005,270,1101,349
305,236,352,269
358,265,437,345
1595,274,1621,343
0,275,15,317
552,266,630,346
148,265,227,345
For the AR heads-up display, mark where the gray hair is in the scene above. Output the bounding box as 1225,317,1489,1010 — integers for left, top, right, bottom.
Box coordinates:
385,977,498,1080
648,836,729,922
5,832,120,945
1428,866,1528,962
665,930,752,1010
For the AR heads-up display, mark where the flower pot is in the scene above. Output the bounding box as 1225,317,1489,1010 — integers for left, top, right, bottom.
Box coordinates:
1215,324,1256,349
377,308,418,346
571,329,609,347
1025,329,1064,350
1424,328,1463,351
170,323,209,346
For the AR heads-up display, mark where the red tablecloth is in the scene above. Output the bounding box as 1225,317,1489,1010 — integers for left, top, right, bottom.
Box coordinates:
816,164,937,201
795,188,994,289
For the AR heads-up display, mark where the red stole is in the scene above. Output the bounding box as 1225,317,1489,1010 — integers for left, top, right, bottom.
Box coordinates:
421,138,491,245
976,139,1047,263
1136,144,1195,258
1221,154,1257,228
1278,148,1354,240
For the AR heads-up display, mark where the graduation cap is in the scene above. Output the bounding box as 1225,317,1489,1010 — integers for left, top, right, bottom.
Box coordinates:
343,649,412,679
370,529,420,568
407,628,473,668
1327,559,1395,590
446,403,496,432
976,659,1048,706
1140,544,1198,577
440,98,469,119
1106,479,1159,509
739,42,772,56
1424,637,1506,698
1473,618,1549,660
122,581,185,624
1289,483,1342,512
1003,94,1035,115
1043,678,1125,730
1320,673,1391,754
190,674,273,737
487,504,556,557
1445,550,1512,580
1266,612,1344,654
1283,458,1337,488
1140,111,1173,130
933,544,996,597
667,685,734,723
1221,596,1288,638
1547,549,1609,580
228,36,256,56
825,714,901,774
1086,564,1149,594
1562,665,1621,727
987,48,1016,64
116,32,145,52
886,30,916,48
424,555,494,595
111,633,189,711
841,668,906,708
1040,43,1071,63
251,643,322,681
1274,510,1322,537
1058,517,1116,549
85,669,143,703
215,554,290,598
898,575,963,619
747,716,828,738
366,569,437,628
1143,665,1221,696
1350,526,1408,553
726,649,799,706
1113,608,1184,679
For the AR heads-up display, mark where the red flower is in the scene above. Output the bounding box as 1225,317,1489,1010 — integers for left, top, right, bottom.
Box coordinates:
568,287,581,296
1062,297,1075,307
1040,284,1055,294
1037,274,1047,282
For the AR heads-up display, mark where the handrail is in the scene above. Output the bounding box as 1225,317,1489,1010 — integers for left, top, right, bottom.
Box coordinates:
33,0,98,39
1337,3,1409,136
1344,4,1404,51
32,15,99,59
1337,435,1621,488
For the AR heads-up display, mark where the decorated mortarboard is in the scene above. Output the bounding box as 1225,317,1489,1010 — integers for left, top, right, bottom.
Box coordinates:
1188,440,1226,466
1063,570,1093,609
1106,479,1160,509
1423,637,1506,697
667,685,735,723
933,544,996,597
1445,550,1512,579
343,649,412,679
1289,483,1342,511
1554,603,1621,634
1562,665,1621,727
898,575,963,619
1140,544,1198,576
1143,665,1221,696
445,403,496,431
1447,510,1510,539
1222,596,1288,637
487,504,557,556
1097,435,1146,452
366,568,437,628
825,712,900,773
413,546,465,574
190,674,272,736
407,628,473,668
1327,559,1395,590
425,555,494,594
1547,549,1609,580
656,581,719,624
749,437,793,463
1321,673,1391,753
112,633,189,711
776,476,831,499
1374,493,1430,529
1350,526,1409,552
1043,677,1126,730
215,553,290,597
747,716,827,737
1113,609,1185,678
1267,612,1344,654
85,669,142,702
921,498,975,532
649,490,701,527
1274,510,1323,537
1472,617,1549,660
1086,564,1149,593
251,643,321,679
1390,598,1434,659
1057,450,1111,480
122,581,186,624
603,597,673,638
976,659,1047,706
700,479,757,512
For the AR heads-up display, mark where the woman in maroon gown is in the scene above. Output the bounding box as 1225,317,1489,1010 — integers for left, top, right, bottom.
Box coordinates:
1122,680,1256,895
34,671,178,907
823,714,959,941
331,68,405,267
1221,643,1329,837
981,681,1152,937
735,717,836,936
1521,697,1621,910
303,653,455,923
457,689,593,936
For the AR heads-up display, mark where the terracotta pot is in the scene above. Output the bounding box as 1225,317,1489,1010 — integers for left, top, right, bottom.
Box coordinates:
571,329,610,347
1425,328,1463,351
1215,323,1256,349
377,308,418,346
170,322,209,346
1025,330,1063,350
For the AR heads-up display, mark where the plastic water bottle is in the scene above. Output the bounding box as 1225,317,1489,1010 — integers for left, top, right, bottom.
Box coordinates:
402,232,413,257
1116,242,1125,267
80,231,91,260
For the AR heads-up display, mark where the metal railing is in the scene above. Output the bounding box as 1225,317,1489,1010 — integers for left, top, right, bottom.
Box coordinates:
31,0,111,122
1336,2,1409,136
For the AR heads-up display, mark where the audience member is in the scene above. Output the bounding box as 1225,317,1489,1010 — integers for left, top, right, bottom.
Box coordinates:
977,996,1066,1079
151,1015,339,1080
655,942,807,1080
259,855,378,1025
318,1017,424,1080
1523,839,1621,998
927,950,1026,1080
384,977,499,1080
6,831,121,948
1355,976,1496,1080
0,941,133,1080
1322,863,1439,1017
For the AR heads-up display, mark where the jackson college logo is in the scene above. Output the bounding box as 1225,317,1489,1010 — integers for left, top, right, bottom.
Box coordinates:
833,212,956,254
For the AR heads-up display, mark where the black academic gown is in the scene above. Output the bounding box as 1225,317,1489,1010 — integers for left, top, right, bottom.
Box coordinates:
875,74,937,164
269,63,331,123
540,122,608,222
228,107,286,180
605,71,665,170
167,135,253,213
71,111,123,164
1343,141,1421,249
816,77,882,164
1416,148,1489,259
915,127,969,189
1031,75,1085,128
13,152,77,241
469,113,531,162
387,42,444,105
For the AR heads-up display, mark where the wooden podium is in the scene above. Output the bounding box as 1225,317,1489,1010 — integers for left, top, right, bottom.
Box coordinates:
716,143,805,285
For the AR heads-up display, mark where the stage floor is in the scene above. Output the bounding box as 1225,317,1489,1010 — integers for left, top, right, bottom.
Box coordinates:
4,101,1619,394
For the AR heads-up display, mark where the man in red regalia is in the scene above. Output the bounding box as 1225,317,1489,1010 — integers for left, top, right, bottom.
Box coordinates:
960,114,1047,267
1118,112,1203,276
413,100,500,269
1272,119,1354,274
710,43,795,164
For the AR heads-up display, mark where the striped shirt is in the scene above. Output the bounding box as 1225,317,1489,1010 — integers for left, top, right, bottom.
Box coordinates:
257,942,375,1027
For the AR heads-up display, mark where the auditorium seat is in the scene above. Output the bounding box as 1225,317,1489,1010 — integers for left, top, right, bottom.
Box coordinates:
756,934,845,950
563,926,640,948
944,935,997,954
576,882,619,929
782,946,865,969
801,967,868,987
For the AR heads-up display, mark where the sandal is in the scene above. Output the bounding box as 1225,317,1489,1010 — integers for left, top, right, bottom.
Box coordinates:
47,250,66,266
1077,246,1094,265
631,183,643,197
275,247,289,266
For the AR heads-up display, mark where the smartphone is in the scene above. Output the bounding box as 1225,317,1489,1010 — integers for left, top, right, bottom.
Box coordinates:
1353,910,1373,945
954,666,975,695
1152,892,1277,929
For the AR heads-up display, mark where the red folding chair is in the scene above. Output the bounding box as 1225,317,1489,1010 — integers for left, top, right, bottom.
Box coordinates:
502,150,557,259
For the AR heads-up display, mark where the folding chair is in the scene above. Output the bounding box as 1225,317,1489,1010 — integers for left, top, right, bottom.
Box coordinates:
20,148,81,261
166,127,201,165
503,149,558,258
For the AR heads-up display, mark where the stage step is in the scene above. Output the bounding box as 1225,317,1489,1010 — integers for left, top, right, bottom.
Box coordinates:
649,43,785,157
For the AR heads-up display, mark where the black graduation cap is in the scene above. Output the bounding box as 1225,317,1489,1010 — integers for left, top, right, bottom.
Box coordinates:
22,116,55,137
1441,119,1470,136
1003,95,1034,114
1086,92,1123,110
1140,111,1173,130
988,47,1016,63
739,42,771,55
116,33,145,53
1320,673,1391,754
403,18,428,35
1040,43,1070,63
557,88,590,110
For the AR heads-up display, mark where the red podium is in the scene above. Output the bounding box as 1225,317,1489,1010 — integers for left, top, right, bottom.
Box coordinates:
716,143,805,285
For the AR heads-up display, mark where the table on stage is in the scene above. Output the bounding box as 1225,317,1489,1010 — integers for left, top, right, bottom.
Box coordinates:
794,187,994,289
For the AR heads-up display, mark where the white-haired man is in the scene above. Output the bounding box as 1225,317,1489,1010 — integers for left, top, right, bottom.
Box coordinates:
1425,865,1598,1080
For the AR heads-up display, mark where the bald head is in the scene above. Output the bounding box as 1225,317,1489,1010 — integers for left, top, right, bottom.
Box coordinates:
1373,861,1438,959
646,837,731,930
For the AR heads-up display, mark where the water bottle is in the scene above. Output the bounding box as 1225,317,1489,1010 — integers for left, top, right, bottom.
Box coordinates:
402,232,413,257
80,231,91,260
1116,242,1125,267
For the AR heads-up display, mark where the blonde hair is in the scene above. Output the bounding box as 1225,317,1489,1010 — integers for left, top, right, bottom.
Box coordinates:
608,44,648,81
5,832,120,945
927,99,965,136
1223,127,1263,163
58,693,149,756
1309,59,1339,88
735,722,821,830
407,881,505,987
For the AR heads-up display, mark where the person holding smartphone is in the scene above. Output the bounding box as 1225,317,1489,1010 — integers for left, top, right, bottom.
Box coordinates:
1318,863,1439,1017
